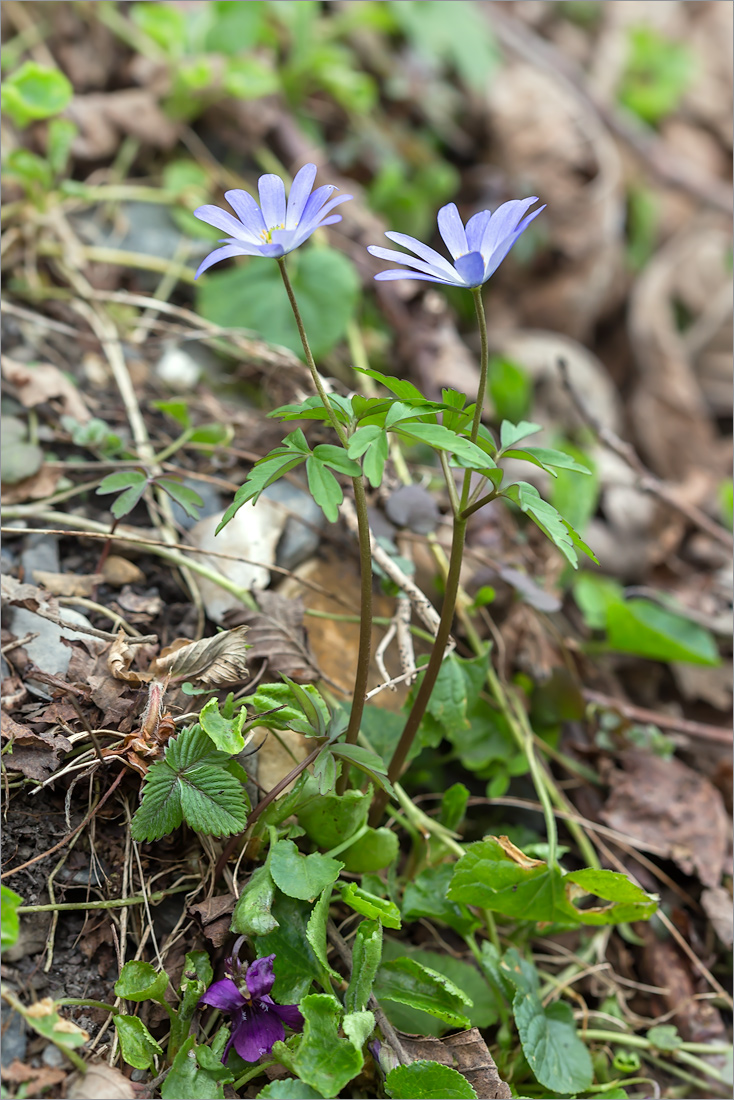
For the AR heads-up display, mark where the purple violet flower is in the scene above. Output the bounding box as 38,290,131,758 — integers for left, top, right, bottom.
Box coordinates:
193,163,353,279
367,198,545,289
199,949,303,1063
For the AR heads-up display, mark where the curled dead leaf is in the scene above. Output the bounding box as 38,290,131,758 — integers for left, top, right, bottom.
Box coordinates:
1,357,91,423
493,835,546,869
106,630,150,685
149,625,251,686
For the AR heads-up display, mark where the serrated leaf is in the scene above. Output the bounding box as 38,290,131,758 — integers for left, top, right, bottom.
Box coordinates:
114,1015,163,1070
564,868,658,924
381,941,498,1035
269,839,343,901
362,432,388,488
513,992,593,1094
347,425,384,458
386,1062,478,1100
231,864,279,936
115,960,168,1003
96,470,147,495
249,682,330,736
345,920,382,1014
499,420,543,450
306,456,343,522
305,886,341,982
354,367,427,402
130,725,248,841
340,883,401,929
448,838,576,923
374,958,472,1028
272,995,369,1099
216,452,307,532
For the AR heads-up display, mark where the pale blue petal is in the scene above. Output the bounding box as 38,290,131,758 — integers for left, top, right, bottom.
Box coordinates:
193,205,253,241
465,210,491,251
299,192,352,232
437,203,468,259
223,190,266,239
374,269,454,284
285,163,317,229
384,231,456,278
482,205,545,280
258,174,286,228
480,198,539,261
367,244,454,279
300,184,338,225
194,244,252,279
454,251,486,287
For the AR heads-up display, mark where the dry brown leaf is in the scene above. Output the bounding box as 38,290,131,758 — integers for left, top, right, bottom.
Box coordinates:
32,570,104,597
701,886,734,948
106,630,150,685
67,88,181,159
601,751,730,889
66,1063,136,1100
1,572,56,614
493,835,546,869
1,356,91,423
224,592,319,683
188,893,237,947
1,712,72,781
444,1029,512,1100
0,1061,67,1090
149,624,251,686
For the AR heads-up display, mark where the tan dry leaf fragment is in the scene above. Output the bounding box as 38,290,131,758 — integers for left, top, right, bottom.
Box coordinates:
66,1063,136,1100
1,357,91,423
32,571,105,598
493,835,546,869
149,625,251,686
224,591,319,683
106,630,150,685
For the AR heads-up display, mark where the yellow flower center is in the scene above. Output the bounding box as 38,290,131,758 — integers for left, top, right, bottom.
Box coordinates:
260,223,285,242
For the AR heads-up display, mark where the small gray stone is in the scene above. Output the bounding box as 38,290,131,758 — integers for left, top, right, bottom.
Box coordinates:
385,484,441,535
21,533,59,580
263,480,325,572
0,1012,27,1066
5,605,100,688
169,477,221,531
42,1043,65,1068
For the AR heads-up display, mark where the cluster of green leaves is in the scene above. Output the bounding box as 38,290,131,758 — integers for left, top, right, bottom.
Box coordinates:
219,372,597,568
1,61,77,201
618,25,694,127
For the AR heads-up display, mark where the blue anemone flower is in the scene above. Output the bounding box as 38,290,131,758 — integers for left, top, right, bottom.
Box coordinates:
199,951,303,1063
367,198,545,289
193,163,353,279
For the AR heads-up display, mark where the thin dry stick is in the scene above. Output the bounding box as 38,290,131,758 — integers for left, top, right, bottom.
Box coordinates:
557,357,733,549
583,689,732,745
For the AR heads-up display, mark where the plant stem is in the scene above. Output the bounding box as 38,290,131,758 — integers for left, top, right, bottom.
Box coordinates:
55,998,119,1014
16,888,187,914
276,259,372,781
371,288,490,823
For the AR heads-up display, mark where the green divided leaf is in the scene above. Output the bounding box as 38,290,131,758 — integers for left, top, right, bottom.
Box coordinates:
488,355,532,424
329,742,394,797
113,1015,163,1071
1,885,22,949
396,422,494,470
216,432,310,532
564,868,658,925
96,470,148,519
305,455,344,523
269,839,343,902
373,957,471,1029
513,992,593,1095
501,446,592,477
502,481,598,568
130,725,249,842
198,247,360,361
273,995,371,1099
158,478,204,520
606,599,720,666
499,420,543,450
386,1061,478,1100
115,960,168,1003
